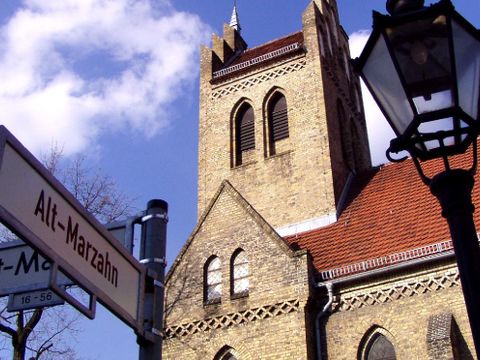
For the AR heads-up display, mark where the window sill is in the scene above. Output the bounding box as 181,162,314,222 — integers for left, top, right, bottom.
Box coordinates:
232,160,257,170
204,298,221,306
230,291,249,300
265,149,293,160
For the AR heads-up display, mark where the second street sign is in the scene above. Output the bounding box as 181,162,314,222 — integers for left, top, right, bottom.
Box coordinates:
0,241,71,296
8,289,64,312
0,126,145,333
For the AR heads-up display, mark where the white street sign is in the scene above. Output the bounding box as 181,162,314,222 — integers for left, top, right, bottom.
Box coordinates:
0,241,71,296
0,126,145,332
8,289,64,312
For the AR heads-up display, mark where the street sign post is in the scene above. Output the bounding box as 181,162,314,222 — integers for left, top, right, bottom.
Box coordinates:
0,126,146,334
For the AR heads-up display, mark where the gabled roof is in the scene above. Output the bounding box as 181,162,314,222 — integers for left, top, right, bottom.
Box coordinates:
284,152,479,280
212,32,305,82
166,180,302,283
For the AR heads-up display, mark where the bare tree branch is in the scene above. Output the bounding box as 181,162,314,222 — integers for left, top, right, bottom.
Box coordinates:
0,322,16,341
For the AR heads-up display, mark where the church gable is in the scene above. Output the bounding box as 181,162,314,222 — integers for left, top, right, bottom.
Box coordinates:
165,180,310,329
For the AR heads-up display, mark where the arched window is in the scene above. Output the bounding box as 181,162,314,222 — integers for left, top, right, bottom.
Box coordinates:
358,327,397,360
337,100,354,171
235,103,255,166
324,19,333,54
220,352,237,360
355,83,362,112
231,249,249,297
330,11,338,45
343,49,351,80
267,92,289,155
350,118,361,170
214,346,239,360
365,334,396,360
205,256,222,303
318,26,326,57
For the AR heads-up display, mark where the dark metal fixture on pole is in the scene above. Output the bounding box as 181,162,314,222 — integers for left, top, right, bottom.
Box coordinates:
138,199,168,360
354,0,480,356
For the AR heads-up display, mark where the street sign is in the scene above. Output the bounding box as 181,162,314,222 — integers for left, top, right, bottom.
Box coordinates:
0,126,145,333
0,241,71,296
7,289,64,312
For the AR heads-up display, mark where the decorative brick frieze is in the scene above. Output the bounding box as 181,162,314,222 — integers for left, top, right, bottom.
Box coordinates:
337,268,460,312
210,58,307,99
164,299,301,339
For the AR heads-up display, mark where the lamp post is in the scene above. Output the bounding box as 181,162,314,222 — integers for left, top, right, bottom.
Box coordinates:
354,0,480,357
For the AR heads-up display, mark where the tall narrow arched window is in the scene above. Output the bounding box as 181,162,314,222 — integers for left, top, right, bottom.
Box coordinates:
337,100,354,171
318,26,326,57
235,103,255,166
343,49,351,80
267,93,289,155
205,256,222,304
324,20,333,54
231,249,249,298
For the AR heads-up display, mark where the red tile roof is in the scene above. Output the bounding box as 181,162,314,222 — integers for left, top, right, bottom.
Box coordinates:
231,32,304,66
284,151,480,280
212,32,305,82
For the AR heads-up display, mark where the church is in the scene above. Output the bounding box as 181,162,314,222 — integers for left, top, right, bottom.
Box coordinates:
163,1,477,358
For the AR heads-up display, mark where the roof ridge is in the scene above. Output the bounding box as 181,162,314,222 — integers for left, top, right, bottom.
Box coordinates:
242,31,303,53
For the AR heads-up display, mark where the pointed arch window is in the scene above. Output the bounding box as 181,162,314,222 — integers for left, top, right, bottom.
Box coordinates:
267,92,289,155
359,328,397,360
235,103,255,165
205,256,222,304
221,352,237,360
365,334,396,360
214,346,239,360
231,249,249,297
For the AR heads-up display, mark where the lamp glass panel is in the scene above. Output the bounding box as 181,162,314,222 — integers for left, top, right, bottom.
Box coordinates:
412,90,452,114
415,118,468,152
362,34,413,135
388,15,454,113
453,20,480,120
416,117,455,150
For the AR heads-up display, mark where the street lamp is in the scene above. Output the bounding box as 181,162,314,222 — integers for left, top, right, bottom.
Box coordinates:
354,0,480,357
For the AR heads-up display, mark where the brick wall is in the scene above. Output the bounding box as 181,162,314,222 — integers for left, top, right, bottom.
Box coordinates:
163,182,312,359
323,263,475,359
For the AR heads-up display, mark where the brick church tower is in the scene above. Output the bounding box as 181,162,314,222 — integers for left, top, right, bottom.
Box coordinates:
197,0,370,235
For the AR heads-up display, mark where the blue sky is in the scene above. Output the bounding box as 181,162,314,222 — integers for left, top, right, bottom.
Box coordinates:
0,0,478,359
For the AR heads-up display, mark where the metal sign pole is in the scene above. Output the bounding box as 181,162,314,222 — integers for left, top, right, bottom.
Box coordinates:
138,199,168,360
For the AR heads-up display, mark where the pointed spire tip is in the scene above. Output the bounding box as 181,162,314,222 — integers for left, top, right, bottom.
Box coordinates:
230,1,241,33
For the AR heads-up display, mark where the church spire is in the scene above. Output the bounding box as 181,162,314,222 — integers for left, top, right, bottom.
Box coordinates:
229,1,241,33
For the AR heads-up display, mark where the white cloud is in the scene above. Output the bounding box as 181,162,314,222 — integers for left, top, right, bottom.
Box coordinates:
0,0,211,156
349,30,398,166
